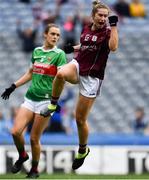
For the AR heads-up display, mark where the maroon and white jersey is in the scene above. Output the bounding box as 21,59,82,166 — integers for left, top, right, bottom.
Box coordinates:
75,24,111,80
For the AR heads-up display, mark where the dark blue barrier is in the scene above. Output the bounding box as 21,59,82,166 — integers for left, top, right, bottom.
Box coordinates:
0,133,149,145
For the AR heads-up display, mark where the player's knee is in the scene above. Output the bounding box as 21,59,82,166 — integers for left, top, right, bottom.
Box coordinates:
11,128,21,137
56,70,65,80
76,115,86,126
30,137,39,146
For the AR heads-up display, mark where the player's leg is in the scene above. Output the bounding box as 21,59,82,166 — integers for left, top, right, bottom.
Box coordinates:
40,62,78,117
76,94,95,145
26,113,49,178
11,107,33,173
72,76,102,170
72,94,95,170
52,61,79,97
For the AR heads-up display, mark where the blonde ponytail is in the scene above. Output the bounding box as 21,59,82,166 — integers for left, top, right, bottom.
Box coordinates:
92,0,101,7
92,0,110,16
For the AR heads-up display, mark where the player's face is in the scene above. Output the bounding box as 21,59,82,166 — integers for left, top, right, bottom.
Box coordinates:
92,8,109,29
44,27,60,48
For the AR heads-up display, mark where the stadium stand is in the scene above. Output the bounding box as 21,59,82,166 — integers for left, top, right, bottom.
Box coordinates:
0,0,149,134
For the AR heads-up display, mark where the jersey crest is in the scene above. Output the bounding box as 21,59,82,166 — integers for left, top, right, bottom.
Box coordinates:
84,34,90,41
48,57,51,61
92,35,97,41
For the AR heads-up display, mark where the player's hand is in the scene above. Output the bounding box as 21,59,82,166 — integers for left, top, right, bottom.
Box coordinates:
1,83,16,100
108,15,118,27
64,44,74,54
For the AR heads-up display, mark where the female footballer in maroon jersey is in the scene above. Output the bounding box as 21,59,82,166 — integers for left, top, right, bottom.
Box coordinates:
41,0,119,170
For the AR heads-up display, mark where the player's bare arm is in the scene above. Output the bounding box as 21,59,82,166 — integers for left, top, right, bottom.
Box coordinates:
1,67,33,100
108,15,119,51
73,44,81,51
14,67,33,87
109,26,119,51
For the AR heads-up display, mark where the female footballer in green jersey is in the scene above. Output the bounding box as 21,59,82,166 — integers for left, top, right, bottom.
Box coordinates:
1,23,66,178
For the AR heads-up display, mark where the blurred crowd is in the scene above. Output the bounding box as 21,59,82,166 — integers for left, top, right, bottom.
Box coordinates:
1,104,149,136
16,0,147,55
113,0,146,18
131,107,149,135
16,0,91,54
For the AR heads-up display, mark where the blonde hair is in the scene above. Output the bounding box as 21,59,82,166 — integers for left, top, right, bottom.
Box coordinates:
92,0,110,16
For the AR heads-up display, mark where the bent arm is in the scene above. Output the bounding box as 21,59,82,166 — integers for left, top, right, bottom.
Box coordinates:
73,44,81,51
14,67,33,88
109,27,119,52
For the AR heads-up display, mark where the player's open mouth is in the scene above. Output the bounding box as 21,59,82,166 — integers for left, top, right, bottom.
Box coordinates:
99,22,104,25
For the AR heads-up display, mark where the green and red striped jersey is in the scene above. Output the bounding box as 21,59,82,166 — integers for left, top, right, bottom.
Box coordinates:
25,46,66,101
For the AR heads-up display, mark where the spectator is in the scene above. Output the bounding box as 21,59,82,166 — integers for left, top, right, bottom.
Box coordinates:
131,107,148,134
41,8,60,28
16,20,38,53
32,2,43,21
56,0,69,6
113,0,130,17
129,0,146,18
81,15,92,28
62,15,77,47
32,2,60,28
19,0,30,3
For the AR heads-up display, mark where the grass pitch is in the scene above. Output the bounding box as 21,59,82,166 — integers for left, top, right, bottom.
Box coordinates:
0,173,149,179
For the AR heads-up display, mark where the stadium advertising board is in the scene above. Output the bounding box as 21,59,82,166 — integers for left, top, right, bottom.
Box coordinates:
0,145,149,174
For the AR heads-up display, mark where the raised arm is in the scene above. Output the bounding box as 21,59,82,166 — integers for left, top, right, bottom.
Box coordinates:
108,15,119,51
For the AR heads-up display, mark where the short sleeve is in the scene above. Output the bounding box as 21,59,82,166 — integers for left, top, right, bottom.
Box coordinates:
57,51,67,68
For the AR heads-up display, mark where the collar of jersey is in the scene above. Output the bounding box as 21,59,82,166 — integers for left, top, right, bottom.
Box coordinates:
41,46,58,52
